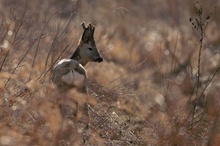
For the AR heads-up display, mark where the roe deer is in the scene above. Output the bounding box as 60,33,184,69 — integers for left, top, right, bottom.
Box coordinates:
52,22,103,92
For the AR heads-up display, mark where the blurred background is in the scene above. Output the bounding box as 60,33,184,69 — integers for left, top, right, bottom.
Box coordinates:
0,0,220,145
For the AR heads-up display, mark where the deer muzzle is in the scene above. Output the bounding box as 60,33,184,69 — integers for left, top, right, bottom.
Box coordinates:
95,57,103,63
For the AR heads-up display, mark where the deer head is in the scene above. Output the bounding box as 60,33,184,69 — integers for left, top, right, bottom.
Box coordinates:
70,22,103,66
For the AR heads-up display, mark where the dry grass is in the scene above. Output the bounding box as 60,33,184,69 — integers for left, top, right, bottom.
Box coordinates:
0,0,220,145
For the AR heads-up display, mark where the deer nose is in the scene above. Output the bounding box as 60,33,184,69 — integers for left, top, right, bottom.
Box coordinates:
96,57,103,63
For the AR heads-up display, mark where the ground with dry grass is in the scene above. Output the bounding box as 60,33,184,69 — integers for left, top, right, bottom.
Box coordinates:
0,0,220,145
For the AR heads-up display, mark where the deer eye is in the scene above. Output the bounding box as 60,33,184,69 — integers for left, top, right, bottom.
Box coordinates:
88,48,93,51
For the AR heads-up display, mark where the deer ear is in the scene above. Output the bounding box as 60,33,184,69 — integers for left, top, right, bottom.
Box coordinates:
81,22,86,30
81,22,95,43
91,25,95,39
81,28,90,43
88,22,95,40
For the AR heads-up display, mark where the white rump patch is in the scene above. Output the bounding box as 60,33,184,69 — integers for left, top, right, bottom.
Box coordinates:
61,71,75,84
56,59,70,66
61,70,85,86
73,71,85,86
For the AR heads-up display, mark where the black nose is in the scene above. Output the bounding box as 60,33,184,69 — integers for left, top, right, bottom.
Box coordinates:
96,57,103,62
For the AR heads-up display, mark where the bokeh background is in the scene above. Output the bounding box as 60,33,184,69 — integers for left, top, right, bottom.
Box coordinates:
0,0,220,145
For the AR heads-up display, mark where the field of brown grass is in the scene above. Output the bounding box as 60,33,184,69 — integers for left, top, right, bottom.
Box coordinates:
0,0,220,145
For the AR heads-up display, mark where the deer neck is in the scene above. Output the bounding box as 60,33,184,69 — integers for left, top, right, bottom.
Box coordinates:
70,47,88,66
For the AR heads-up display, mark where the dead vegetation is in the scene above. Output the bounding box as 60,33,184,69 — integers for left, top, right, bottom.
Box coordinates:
0,0,220,145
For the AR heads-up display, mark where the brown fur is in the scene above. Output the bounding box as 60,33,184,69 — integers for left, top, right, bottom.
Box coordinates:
52,22,103,92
